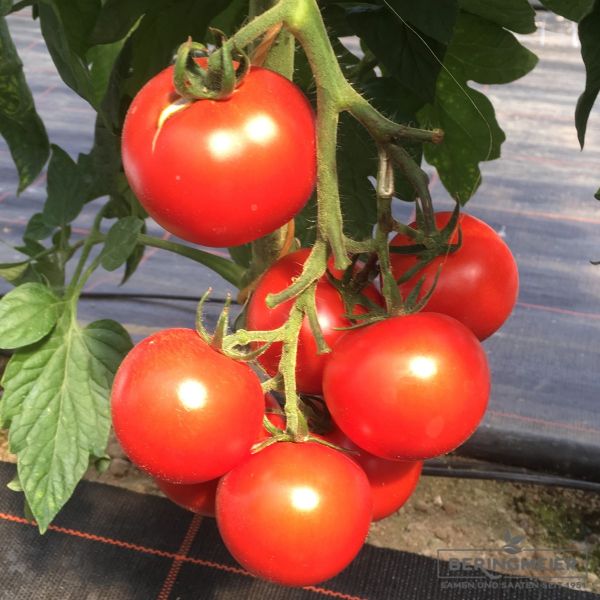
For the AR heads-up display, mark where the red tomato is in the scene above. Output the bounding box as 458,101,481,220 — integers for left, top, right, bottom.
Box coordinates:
111,328,264,483
216,442,372,586
323,313,490,460
246,249,382,394
121,61,316,247
325,427,422,521
153,395,285,516
390,212,519,340
155,477,219,516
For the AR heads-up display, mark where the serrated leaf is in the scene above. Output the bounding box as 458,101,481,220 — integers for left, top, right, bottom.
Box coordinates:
0,283,62,349
459,0,536,34
42,145,85,227
346,5,445,103
383,0,459,44
575,3,600,148
1,314,132,532
540,0,594,22
445,13,538,84
24,213,55,241
100,216,144,272
0,17,50,192
419,70,505,203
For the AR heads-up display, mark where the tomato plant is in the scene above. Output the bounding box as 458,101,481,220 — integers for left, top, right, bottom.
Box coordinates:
323,313,490,460
325,427,423,521
246,248,382,394
122,61,316,248
111,328,265,483
216,442,372,586
390,212,519,341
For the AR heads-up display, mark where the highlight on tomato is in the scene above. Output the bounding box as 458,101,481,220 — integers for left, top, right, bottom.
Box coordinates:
121,62,316,248
111,328,265,483
216,442,373,587
390,211,519,340
246,248,382,394
323,313,490,461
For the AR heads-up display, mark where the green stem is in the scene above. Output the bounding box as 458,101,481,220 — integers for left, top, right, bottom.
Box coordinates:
137,234,244,288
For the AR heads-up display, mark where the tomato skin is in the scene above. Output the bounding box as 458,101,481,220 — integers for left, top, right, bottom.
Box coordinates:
216,442,372,587
325,428,422,521
155,477,219,516
390,212,519,340
153,395,285,516
323,313,490,461
246,249,382,395
122,62,316,247
111,328,264,483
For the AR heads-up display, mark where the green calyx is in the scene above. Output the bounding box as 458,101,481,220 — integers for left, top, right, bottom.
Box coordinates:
173,31,251,101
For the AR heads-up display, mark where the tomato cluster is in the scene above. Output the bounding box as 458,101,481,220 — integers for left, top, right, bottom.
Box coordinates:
117,59,519,588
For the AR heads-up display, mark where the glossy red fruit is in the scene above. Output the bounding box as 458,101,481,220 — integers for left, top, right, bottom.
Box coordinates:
155,477,219,516
216,442,372,586
111,328,264,483
390,212,519,340
154,396,285,516
323,313,490,460
246,249,382,394
325,428,423,521
122,61,316,247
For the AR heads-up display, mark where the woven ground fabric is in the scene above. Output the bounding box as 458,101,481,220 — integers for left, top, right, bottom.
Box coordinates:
0,462,597,600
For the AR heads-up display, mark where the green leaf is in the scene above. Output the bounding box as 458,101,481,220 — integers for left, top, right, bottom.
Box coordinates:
24,213,55,241
459,0,536,34
575,2,600,148
337,113,378,239
42,145,85,227
228,244,252,269
0,1,11,16
7,474,22,492
595,187,600,201
346,5,445,103
90,0,150,45
419,70,505,203
0,261,32,285
0,17,50,192
37,0,99,107
0,283,62,349
122,243,145,285
445,13,538,84
1,314,132,532
100,216,144,272
383,0,459,44
539,0,594,22
87,40,126,107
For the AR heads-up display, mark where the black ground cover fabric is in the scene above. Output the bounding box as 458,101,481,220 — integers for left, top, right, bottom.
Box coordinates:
0,461,597,600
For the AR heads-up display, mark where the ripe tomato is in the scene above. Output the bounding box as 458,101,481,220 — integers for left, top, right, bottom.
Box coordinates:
111,328,264,483
216,442,372,586
246,248,382,394
390,212,519,340
153,396,285,516
325,427,422,521
323,313,490,460
155,477,219,516
121,60,316,248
